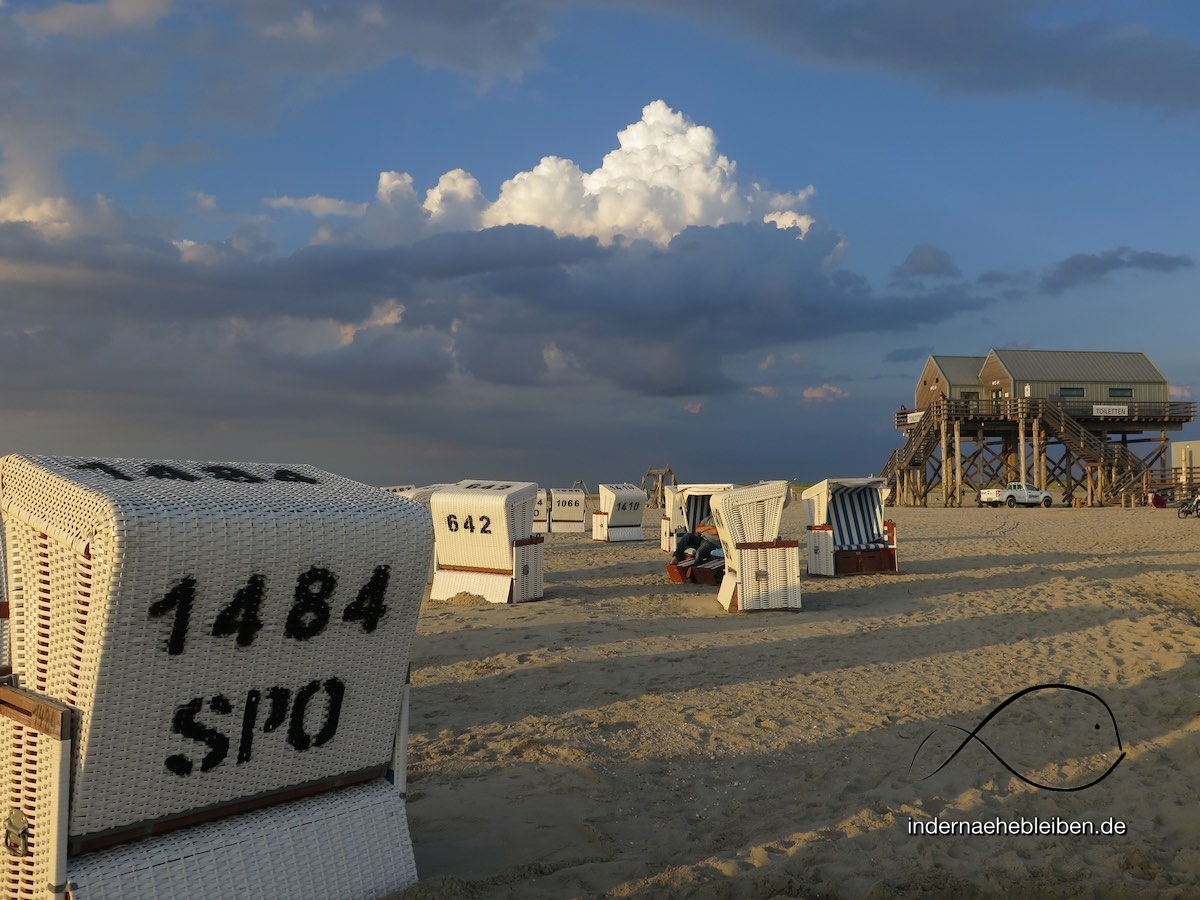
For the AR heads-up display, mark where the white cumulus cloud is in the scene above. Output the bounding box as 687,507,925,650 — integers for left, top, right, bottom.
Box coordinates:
292,101,817,249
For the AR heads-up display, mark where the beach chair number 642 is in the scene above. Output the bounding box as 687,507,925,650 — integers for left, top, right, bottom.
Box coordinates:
445,514,492,534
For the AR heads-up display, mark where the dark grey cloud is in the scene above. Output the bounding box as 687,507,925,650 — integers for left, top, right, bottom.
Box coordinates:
219,0,555,79
0,2,555,198
885,347,934,364
410,222,991,396
5,217,1190,488
10,207,1189,486
891,243,961,286
977,270,1024,286
171,1,558,128
0,218,994,407
1040,247,1194,294
638,0,1200,114
192,2,1200,117
7,0,1196,225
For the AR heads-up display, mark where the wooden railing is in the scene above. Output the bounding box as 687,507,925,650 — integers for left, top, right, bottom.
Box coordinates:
896,399,1196,429
882,407,940,483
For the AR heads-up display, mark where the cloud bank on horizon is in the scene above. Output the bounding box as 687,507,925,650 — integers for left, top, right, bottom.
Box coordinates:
0,1,1196,485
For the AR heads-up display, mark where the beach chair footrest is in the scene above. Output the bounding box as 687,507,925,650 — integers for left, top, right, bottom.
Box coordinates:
666,561,694,583
691,561,725,586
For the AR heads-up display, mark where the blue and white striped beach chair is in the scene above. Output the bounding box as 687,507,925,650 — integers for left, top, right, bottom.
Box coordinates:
801,478,897,576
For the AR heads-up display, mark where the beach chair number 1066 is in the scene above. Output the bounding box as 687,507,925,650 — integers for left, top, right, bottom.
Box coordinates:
445,513,492,534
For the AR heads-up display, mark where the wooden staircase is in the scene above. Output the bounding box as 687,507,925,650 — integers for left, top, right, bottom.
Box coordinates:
1037,400,1149,500
881,409,940,492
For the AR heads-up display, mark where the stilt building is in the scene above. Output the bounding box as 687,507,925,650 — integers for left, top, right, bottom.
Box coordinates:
882,350,1196,506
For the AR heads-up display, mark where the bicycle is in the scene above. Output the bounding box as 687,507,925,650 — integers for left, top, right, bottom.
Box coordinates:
1179,496,1200,518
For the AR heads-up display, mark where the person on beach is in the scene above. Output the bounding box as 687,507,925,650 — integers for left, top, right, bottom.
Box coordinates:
670,515,721,567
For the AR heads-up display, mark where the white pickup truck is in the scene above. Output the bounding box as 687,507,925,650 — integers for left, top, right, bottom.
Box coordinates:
978,482,1054,508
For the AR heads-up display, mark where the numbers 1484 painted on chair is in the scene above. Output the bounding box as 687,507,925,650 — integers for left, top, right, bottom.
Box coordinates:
149,564,392,657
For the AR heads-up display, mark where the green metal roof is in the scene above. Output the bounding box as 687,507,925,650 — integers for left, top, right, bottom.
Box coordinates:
929,355,987,384
990,349,1167,384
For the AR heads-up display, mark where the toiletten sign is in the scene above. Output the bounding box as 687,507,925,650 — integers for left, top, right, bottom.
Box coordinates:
1092,405,1128,417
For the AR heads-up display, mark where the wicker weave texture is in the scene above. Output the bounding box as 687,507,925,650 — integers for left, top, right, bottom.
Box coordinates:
0,690,72,899
67,779,417,899
604,525,644,542
710,481,789,551
806,529,835,577
726,546,802,611
430,481,536,572
512,542,544,602
0,454,432,841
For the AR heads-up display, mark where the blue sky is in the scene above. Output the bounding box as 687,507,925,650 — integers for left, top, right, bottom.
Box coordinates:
1,0,1197,488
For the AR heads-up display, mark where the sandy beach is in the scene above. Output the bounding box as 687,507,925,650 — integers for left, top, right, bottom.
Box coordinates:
395,501,1200,899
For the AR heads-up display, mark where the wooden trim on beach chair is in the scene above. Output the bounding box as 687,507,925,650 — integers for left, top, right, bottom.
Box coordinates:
440,564,513,575
734,540,800,550
0,685,73,740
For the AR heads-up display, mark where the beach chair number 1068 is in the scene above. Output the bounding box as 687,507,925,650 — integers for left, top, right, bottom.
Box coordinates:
445,513,492,534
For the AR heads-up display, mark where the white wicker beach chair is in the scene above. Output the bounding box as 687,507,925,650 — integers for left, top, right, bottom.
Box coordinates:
428,480,543,604
661,484,733,551
801,478,897,576
592,484,647,542
387,483,454,505
380,484,417,495
548,488,589,533
0,454,431,897
533,489,550,534
710,481,801,612
660,484,682,552
382,484,449,585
